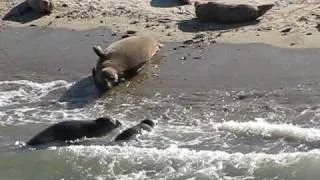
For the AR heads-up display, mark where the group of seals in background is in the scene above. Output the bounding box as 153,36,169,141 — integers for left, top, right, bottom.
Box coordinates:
27,117,156,147
20,0,274,24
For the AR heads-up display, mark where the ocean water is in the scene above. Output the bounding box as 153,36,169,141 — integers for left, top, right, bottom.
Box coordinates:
1,79,320,180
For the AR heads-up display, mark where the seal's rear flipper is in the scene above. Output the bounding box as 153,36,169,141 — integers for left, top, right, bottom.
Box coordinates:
93,46,109,59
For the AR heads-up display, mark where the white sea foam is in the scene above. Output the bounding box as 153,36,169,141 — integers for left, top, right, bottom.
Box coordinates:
216,119,320,143
0,80,71,107
60,145,320,179
0,80,102,125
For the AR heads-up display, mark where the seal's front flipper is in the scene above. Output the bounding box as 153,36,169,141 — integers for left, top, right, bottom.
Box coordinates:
92,68,100,86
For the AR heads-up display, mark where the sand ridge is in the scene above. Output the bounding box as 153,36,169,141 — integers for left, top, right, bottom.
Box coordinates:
0,0,319,48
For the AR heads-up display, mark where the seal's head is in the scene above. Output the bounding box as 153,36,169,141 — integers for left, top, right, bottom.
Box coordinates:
140,119,155,128
40,0,54,15
95,117,121,128
101,67,119,89
92,45,120,90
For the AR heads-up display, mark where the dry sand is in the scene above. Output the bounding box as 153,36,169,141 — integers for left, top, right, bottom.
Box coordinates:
0,0,319,48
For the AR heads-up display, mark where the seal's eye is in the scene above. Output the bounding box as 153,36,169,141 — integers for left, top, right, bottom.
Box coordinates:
102,71,115,83
109,75,115,81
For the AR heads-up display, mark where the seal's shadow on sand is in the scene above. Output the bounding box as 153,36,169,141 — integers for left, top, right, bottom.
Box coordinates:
178,18,260,32
2,2,46,23
59,75,102,109
150,0,185,7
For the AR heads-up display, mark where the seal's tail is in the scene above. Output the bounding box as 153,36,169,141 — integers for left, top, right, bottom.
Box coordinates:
93,45,110,59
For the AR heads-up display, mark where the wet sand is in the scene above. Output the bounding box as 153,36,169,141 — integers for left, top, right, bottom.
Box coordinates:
1,26,320,94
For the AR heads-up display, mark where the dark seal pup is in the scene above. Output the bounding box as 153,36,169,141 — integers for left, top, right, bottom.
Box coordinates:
27,117,121,146
195,1,274,23
114,119,155,141
92,36,162,92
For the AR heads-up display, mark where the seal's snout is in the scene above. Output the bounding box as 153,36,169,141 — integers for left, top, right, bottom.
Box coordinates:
257,4,274,16
140,119,155,127
101,67,119,90
40,0,53,14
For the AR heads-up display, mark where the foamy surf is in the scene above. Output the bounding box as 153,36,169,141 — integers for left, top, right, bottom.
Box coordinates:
0,80,103,125
59,145,320,179
216,119,320,143
0,80,71,107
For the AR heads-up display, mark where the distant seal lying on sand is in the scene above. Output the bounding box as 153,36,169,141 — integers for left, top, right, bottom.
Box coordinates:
195,1,274,23
27,0,54,14
114,119,155,141
27,117,121,146
92,36,162,91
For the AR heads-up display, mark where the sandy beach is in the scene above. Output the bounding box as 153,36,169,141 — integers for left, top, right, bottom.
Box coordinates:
1,0,320,48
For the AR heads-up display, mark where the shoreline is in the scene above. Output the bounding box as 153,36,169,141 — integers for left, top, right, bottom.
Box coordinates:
1,26,320,93
1,0,319,48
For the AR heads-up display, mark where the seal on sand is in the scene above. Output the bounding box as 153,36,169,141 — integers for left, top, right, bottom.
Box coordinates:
92,36,162,91
195,1,274,23
27,0,54,14
27,117,121,146
114,119,155,141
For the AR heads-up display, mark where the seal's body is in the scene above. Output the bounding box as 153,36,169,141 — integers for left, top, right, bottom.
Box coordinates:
27,117,121,146
92,36,162,91
114,119,155,141
26,0,54,14
195,2,274,23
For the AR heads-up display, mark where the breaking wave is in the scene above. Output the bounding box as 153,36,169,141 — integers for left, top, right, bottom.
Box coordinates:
59,145,320,179
216,119,320,143
0,80,103,125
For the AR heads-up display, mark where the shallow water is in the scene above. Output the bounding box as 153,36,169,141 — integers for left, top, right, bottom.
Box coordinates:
1,27,320,179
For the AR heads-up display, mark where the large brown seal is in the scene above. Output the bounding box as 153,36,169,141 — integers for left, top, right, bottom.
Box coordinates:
27,0,54,14
27,117,121,146
195,1,274,23
92,36,162,91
